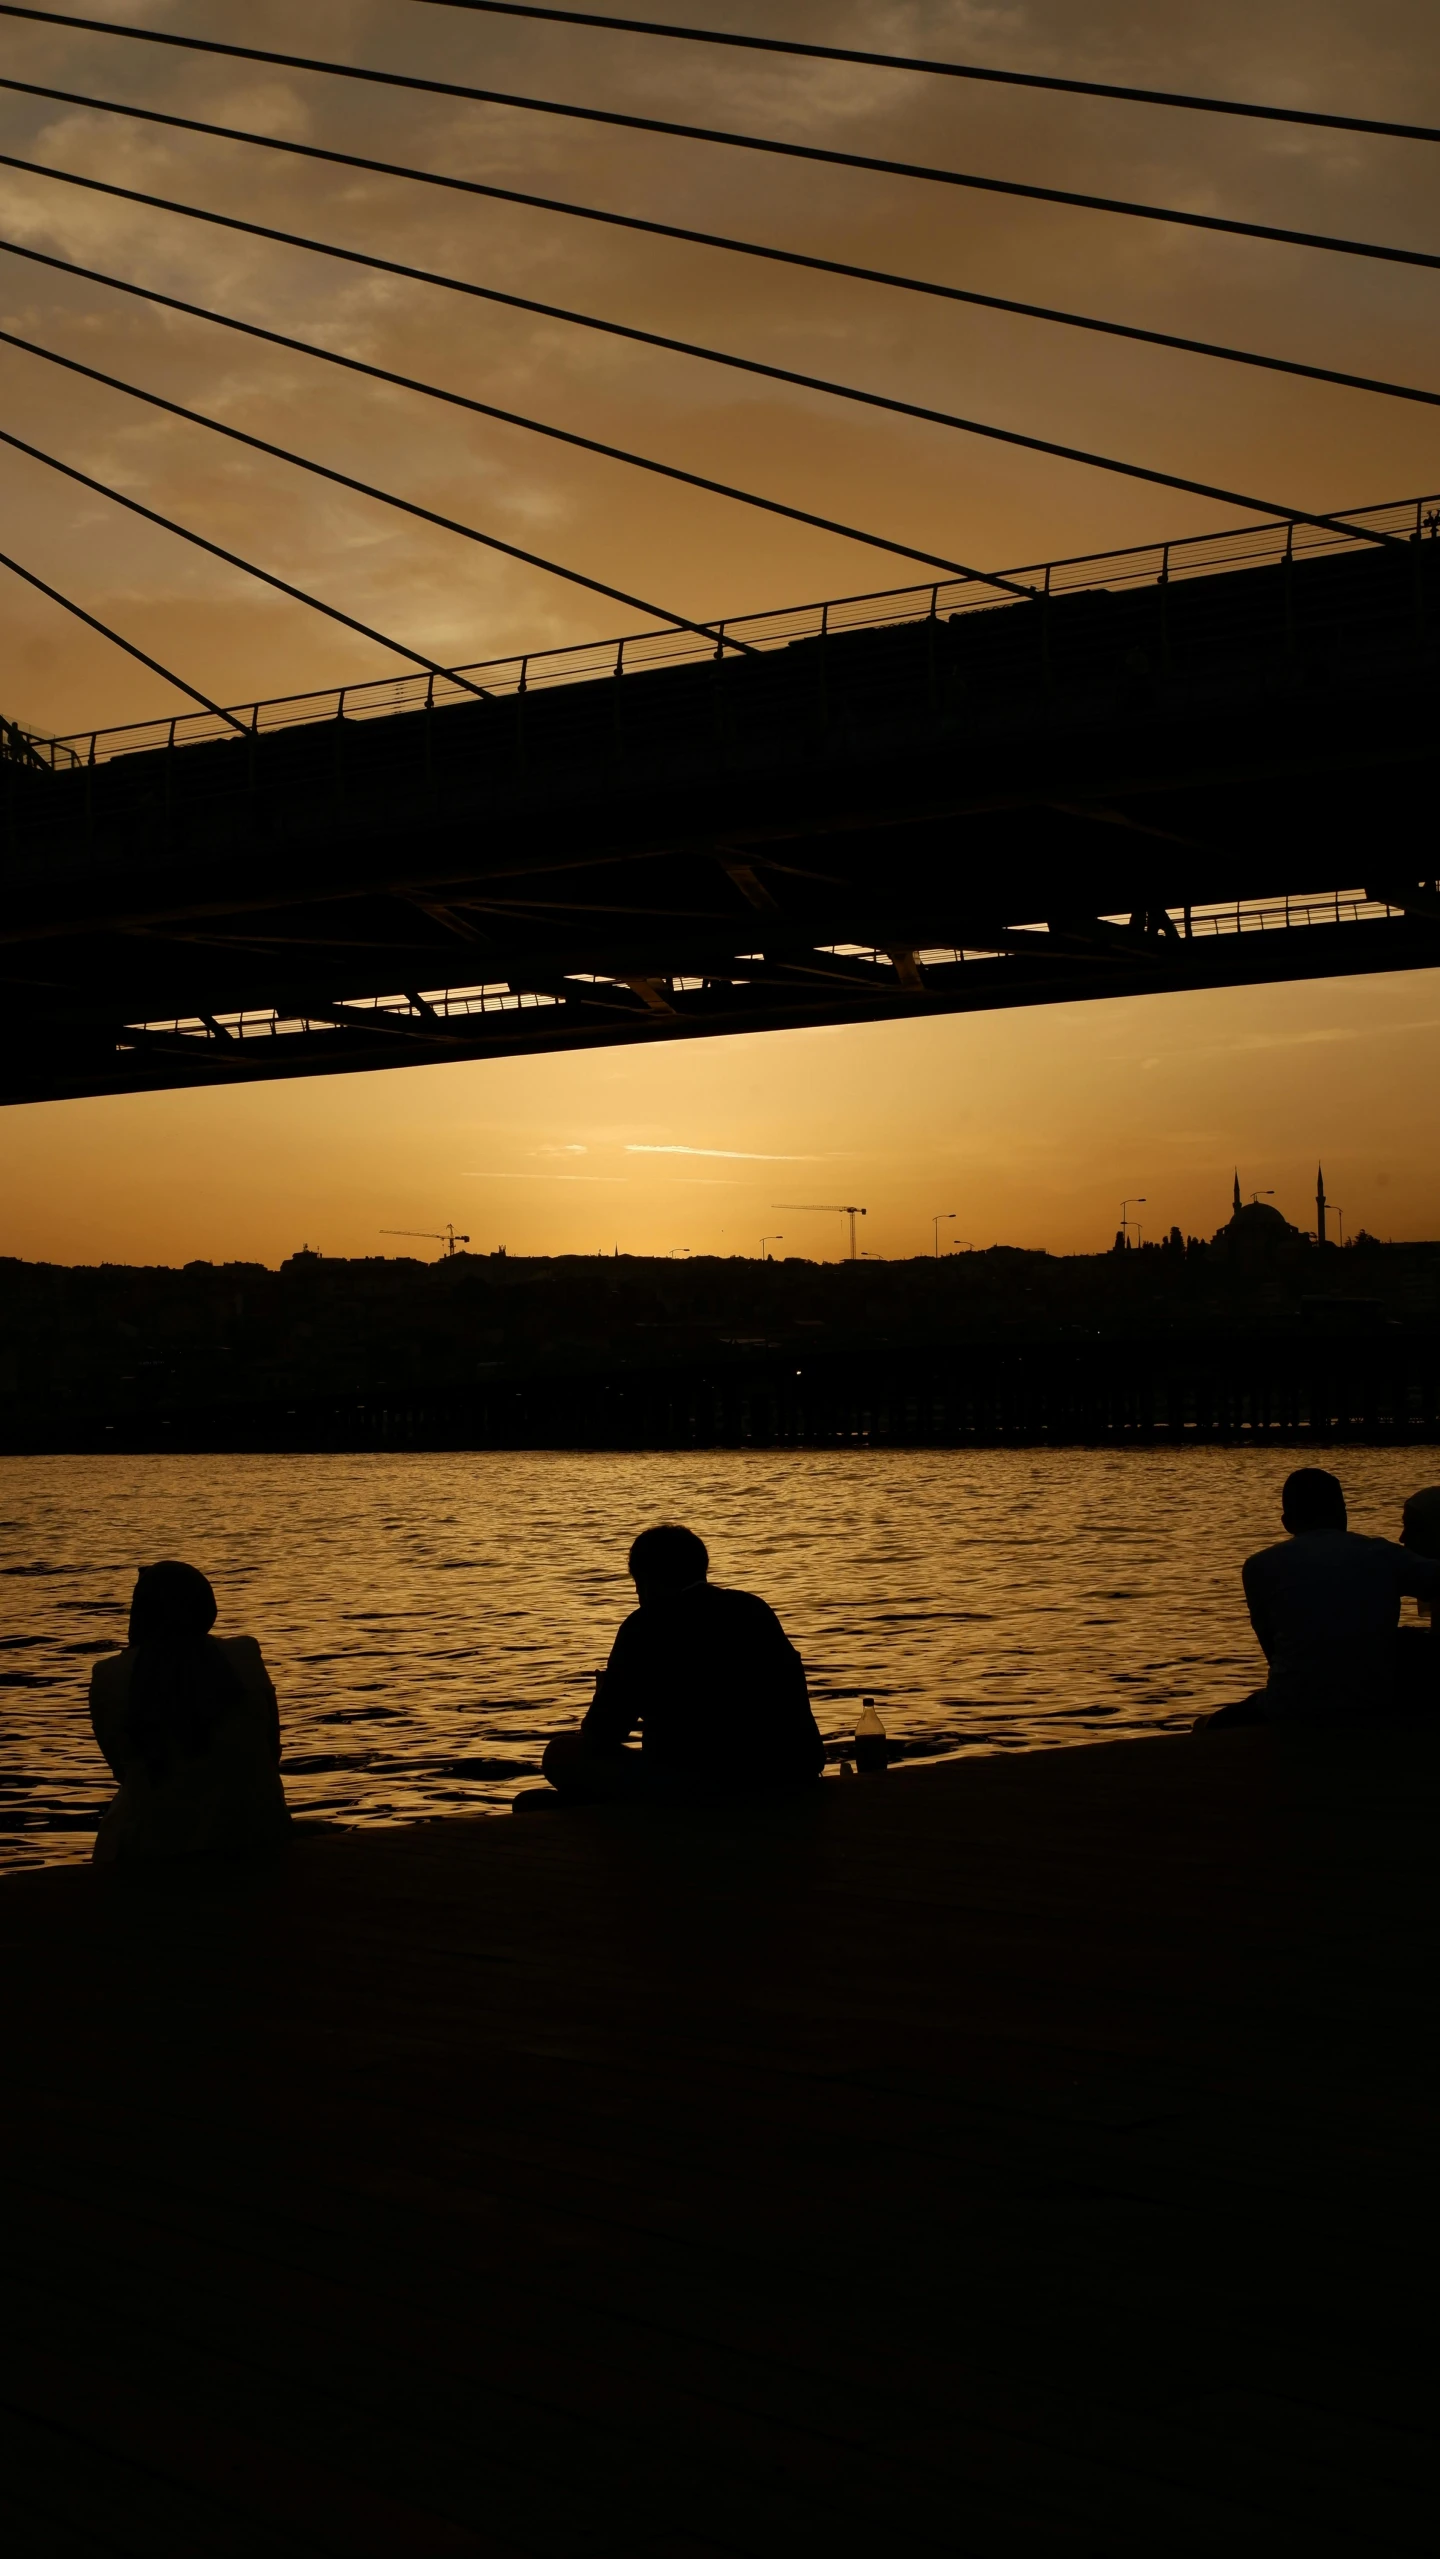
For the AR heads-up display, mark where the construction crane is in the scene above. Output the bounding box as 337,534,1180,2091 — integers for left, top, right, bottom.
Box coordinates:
380,1224,471,1258
773,1204,868,1261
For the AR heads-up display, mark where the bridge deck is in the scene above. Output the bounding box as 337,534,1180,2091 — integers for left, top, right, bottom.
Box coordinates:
1,1731,1435,2553
2,529,1438,1103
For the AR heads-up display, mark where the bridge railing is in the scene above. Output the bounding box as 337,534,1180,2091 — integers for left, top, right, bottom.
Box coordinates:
118,889,1412,1054
19,490,1439,773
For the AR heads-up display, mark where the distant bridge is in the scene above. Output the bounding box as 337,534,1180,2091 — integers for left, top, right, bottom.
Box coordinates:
2,494,1438,1108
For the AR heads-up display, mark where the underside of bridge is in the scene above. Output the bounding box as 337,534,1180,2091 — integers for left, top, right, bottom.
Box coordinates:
1,535,1437,1106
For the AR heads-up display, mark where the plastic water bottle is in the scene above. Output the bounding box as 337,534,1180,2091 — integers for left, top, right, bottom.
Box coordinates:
853,1696,888,1775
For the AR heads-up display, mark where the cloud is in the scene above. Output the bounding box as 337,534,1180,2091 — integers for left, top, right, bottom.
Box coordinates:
1129,1017,1440,1069
624,1144,825,1161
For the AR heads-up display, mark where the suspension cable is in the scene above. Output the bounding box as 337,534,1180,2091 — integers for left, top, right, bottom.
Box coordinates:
0,237,1030,597
8,4,1440,160
0,153,1400,550
0,89,1433,420
0,423,505,696
0,52,1436,275
0,325,770,648
408,0,1440,147
0,546,249,733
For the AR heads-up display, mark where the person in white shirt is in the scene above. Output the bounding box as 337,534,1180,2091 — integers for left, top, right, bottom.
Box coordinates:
1401,1485,1440,1610
1396,1483,1440,1711
1201,1468,1438,1728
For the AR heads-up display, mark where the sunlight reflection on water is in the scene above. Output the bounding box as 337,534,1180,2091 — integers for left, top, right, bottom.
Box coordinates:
0,1445,1429,1868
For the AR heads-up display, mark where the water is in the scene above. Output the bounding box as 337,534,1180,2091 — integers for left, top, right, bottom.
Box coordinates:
0,1446,1431,1871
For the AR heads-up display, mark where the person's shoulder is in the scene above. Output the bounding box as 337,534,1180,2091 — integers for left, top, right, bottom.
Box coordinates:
1243,1538,1290,1577
709,1584,786,1629
89,1646,131,1693
1354,1531,1430,1572
1342,1531,1404,1561
216,1634,275,1694
216,1634,269,1672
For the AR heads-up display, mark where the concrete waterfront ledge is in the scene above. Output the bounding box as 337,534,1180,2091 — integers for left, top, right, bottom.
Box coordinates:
3,1733,1436,2555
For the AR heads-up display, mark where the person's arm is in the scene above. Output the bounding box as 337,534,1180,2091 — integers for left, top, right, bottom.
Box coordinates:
1241,1554,1278,1665
737,1595,825,1766
579,1617,644,1752
88,1656,130,1780
1396,1550,1440,1609
227,1637,282,1764
762,1613,813,1711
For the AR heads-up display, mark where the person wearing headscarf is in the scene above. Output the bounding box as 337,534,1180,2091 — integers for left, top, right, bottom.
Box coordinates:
89,1561,289,1864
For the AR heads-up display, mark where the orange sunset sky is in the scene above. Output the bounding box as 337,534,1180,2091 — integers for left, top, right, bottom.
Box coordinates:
0,0,1437,1265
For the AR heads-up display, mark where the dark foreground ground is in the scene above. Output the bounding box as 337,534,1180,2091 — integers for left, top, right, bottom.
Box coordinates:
2,1733,1436,2555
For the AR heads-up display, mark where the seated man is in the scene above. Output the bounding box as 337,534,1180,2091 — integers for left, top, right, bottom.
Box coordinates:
542,1523,825,1801
1204,1467,1438,1728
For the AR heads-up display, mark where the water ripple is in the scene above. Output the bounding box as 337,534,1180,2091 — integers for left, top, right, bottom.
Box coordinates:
0,1446,1428,1868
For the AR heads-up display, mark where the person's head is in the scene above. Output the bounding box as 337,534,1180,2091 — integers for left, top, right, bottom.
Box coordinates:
1401,1486,1440,1560
1280,1468,1347,1537
128,1559,218,1650
627,1523,708,1605
125,1562,230,1782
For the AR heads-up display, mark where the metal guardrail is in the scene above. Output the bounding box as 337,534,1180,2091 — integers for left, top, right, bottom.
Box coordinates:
122,890,1408,1050
18,490,1440,775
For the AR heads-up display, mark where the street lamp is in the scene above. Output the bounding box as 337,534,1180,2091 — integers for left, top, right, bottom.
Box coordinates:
932,1211,956,1258
760,1234,783,1260
1121,1196,1147,1249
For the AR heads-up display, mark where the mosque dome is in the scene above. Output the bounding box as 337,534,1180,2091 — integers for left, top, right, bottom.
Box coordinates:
1212,1179,1303,1252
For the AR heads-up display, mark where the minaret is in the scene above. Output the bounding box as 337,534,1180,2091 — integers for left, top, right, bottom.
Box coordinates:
1316,1164,1327,1249
1232,1169,1242,1219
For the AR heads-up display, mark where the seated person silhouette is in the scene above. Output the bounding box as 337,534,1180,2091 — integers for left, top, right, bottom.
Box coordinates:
1396,1484,1440,1712
89,1560,290,1864
1202,1467,1439,1728
541,1523,825,1802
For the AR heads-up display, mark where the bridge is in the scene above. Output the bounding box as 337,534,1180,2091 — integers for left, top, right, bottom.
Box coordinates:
2,495,1437,1107
0,10,1436,1109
